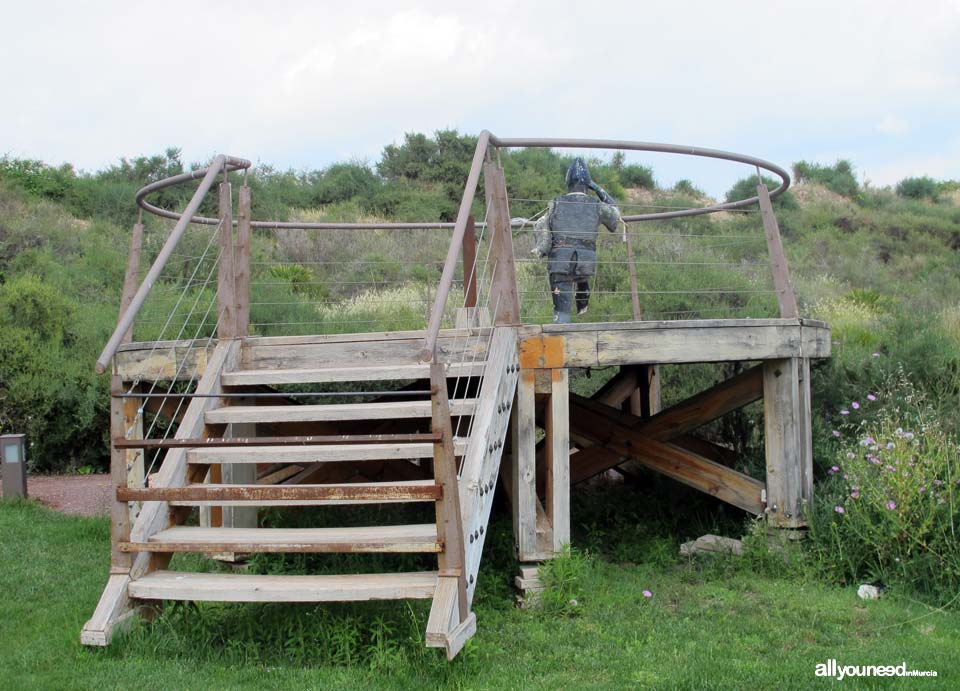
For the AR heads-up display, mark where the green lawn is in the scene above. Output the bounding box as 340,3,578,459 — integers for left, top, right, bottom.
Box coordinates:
1,499,957,690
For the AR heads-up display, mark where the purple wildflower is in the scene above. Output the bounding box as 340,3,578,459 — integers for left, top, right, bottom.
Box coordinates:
886,500,896,510
832,430,841,438
850,491,859,499
852,401,860,410
919,486,926,493
867,394,877,401
828,466,839,476
642,590,653,598
834,506,845,514
840,409,850,416
872,352,880,358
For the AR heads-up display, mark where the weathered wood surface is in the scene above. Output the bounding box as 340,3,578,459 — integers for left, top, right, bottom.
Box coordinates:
763,358,809,527
757,183,799,319
119,481,441,505
110,376,131,570
483,160,521,325
221,362,485,386
205,399,476,425
235,185,252,337
121,525,441,553
545,369,570,551
430,361,468,620
130,570,439,602
119,221,144,344
509,368,538,560
569,398,765,514
217,182,237,339
83,340,238,646
187,441,466,464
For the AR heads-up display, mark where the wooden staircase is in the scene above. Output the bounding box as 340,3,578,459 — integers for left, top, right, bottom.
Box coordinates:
84,328,520,660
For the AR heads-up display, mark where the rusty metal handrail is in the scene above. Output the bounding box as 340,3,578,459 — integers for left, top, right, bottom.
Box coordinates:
95,155,242,373
489,136,791,221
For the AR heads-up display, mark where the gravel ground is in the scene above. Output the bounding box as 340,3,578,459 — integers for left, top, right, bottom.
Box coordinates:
0,474,111,516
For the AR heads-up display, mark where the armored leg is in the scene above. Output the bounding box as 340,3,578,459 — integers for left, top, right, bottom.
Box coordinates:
549,273,575,323
575,279,591,315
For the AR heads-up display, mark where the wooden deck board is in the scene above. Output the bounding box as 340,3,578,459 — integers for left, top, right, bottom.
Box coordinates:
129,570,439,602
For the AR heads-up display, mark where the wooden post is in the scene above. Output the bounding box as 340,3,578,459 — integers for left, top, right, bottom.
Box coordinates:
430,362,468,620
119,222,144,344
482,160,521,325
511,369,538,559
624,232,661,415
762,358,805,528
757,183,799,319
798,358,814,513
110,376,131,570
217,182,237,339
544,369,570,551
235,185,252,337
462,215,478,309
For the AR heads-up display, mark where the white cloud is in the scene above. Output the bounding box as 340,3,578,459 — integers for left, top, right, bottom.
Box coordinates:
877,116,909,136
864,138,960,186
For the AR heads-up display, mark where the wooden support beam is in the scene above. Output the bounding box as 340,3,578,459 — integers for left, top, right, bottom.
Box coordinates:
510,369,538,560
222,399,257,530
110,376,132,570
462,215,478,308
235,185,252,337
217,182,237,339
430,362,468,621
482,160,521,325
757,183,799,319
570,400,765,514
763,358,808,527
119,221,144,344
545,369,570,551
122,392,144,525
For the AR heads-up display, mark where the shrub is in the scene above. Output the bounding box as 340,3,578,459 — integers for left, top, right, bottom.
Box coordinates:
672,179,703,197
808,373,960,605
619,164,655,190
895,176,940,201
725,174,797,210
793,160,859,198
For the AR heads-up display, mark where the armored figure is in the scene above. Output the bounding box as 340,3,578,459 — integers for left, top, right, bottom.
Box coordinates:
533,158,622,323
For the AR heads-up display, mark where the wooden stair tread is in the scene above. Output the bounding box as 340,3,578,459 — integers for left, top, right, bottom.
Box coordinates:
187,441,466,464
118,481,441,506
205,399,477,424
129,570,439,602
222,362,485,385
120,524,441,553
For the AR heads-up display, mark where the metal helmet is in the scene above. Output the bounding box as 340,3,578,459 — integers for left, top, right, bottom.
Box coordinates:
565,157,592,191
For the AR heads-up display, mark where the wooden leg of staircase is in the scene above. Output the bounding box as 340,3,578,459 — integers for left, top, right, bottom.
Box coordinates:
427,362,472,657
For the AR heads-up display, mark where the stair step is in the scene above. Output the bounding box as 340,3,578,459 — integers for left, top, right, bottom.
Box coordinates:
117,481,442,506
129,570,439,602
119,525,442,553
205,399,477,425
187,441,466,464
222,362,486,386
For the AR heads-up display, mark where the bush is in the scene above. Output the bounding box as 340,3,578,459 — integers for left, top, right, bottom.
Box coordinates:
619,164,655,190
808,373,960,605
895,176,940,201
793,160,859,198
672,179,703,197
725,174,797,210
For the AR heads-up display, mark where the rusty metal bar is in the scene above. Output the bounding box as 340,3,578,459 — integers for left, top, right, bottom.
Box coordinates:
116,483,443,503
488,136,790,221
114,432,442,449
462,215,478,309
421,130,491,361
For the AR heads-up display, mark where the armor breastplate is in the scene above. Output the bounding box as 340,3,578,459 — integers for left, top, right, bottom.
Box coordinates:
550,194,601,250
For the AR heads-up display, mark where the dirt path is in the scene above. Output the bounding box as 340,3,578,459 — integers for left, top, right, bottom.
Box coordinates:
0,474,111,516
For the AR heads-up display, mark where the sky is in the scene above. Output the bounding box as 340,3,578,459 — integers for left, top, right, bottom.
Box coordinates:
3,0,959,197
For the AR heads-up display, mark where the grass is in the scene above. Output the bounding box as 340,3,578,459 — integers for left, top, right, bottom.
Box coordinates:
2,498,959,689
